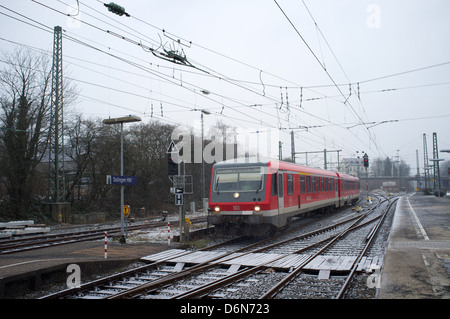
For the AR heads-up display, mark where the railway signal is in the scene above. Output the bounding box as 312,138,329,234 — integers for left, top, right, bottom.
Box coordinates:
167,140,179,176
363,153,369,168
363,153,369,202
168,153,179,176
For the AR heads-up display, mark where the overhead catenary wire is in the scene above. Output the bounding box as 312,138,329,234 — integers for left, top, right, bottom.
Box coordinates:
25,1,297,131
0,12,376,161
273,0,395,157
0,4,389,156
4,1,447,162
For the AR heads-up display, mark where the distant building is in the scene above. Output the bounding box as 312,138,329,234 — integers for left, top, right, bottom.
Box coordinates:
340,158,362,177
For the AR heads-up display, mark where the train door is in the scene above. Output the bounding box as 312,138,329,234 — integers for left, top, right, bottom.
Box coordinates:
336,174,342,207
334,177,339,208
278,173,285,215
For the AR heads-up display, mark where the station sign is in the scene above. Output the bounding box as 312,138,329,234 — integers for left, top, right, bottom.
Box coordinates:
106,175,137,186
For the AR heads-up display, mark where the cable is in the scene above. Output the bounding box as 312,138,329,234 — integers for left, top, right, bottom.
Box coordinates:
273,0,380,153
26,1,295,130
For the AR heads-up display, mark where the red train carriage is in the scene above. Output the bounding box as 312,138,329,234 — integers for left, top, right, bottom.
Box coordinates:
208,158,359,236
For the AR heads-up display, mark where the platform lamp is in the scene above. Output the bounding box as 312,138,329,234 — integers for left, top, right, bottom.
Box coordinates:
103,115,141,244
201,109,211,210
192,107,211,211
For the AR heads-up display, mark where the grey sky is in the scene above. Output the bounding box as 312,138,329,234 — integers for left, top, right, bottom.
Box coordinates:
1,0,449,171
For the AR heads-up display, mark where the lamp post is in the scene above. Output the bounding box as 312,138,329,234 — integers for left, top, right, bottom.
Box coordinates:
196,88,212,212
200,109,211,210
103,115,141,244
192,108,211,212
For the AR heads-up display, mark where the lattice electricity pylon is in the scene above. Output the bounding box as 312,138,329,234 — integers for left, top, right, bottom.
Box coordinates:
48,26,66,202
423,133,429,189
432,132,441,191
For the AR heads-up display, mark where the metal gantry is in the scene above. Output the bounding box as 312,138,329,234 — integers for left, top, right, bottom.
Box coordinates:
432,132,441,191
423,133,430,190
48,26,66,203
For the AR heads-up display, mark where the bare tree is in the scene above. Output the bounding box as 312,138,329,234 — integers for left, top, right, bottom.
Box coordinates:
0,48,77,218
0,49,54,217
65,115,96,203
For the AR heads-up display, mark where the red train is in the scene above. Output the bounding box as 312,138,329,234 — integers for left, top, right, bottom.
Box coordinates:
208,158,360,236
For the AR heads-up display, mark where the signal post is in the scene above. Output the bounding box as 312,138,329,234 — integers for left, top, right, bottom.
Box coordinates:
363,153,369,202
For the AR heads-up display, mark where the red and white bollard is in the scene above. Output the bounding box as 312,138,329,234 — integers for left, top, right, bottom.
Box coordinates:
104,232,108,259
167,222,171,245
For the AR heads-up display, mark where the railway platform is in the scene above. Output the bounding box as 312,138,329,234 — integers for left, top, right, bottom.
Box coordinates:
0,238,172,298
378,193,450,299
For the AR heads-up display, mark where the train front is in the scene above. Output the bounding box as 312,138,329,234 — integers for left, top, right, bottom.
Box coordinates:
208,159,274,236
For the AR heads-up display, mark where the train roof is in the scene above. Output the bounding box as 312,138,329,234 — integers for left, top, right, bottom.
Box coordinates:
213,157,358,180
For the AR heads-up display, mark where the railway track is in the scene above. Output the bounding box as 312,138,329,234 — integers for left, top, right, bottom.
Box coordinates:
41,194,398,299
0,216,207,255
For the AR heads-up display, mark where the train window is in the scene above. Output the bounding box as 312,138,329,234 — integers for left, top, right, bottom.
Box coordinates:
325,178,328,192
271,173,277,196
321,177,325,192
214,167,263,193
312,176,316,193
287,174,293,195
300,175,305,194
278,173,284,197
306,176,311,193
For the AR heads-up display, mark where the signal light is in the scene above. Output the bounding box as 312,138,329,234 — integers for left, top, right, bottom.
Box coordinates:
104,2,130,17
363,154,369,168
168,153,178,176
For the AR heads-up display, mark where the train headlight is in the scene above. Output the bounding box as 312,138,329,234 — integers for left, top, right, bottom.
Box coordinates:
233,192,240,198
254,205,261,212
214,206,220,212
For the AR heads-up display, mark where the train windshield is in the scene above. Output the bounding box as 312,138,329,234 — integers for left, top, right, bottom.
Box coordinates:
214,167,263,193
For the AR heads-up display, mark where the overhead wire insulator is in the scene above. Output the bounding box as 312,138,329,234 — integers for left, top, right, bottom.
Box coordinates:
104,2,130,17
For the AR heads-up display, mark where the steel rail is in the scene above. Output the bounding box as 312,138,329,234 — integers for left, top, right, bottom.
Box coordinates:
259,197,390,299
42,197,379,299
106,212,370,299
335,197,398,299
110,200,384,299
39,232,236,299
174,211,390,299
0,216,207,255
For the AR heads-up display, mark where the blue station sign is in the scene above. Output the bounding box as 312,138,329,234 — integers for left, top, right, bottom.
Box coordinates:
106,175,137,186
